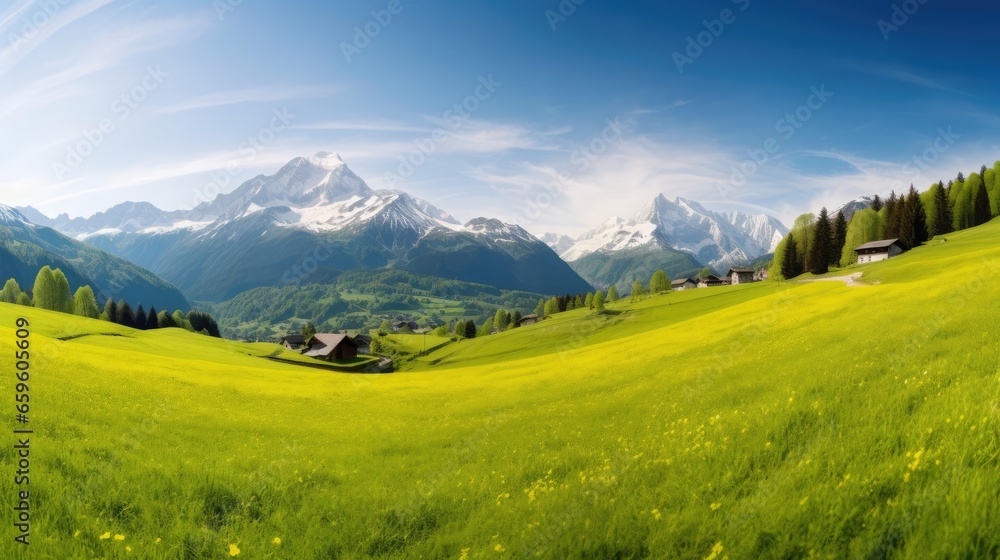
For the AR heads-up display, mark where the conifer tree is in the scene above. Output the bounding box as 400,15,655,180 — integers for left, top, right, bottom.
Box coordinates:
905,185,928,246
147,306,159,329
930,182,952,237
973,180,992,226
781,231,799,279
884,191,901,239
511,310,522,328
135,305,148,330
464,319,477,339
72,286,100,318
870,194,883,212
119,302,135,329
103,299,118,322
808,208,831,275
831,211,847,266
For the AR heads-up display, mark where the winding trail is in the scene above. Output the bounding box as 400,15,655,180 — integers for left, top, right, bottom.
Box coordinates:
799,272,865,287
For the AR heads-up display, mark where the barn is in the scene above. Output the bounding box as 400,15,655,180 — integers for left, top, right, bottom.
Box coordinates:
727,268,756,285
303,334,359,361
854,239,904,264
279,334,306,351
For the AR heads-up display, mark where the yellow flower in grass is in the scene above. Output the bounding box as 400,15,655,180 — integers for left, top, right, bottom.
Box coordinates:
705,541,724,560
125,546,132,553
710,502,722,511
229,543,241,556
272,537,281,545
494,543,506,552
114,534,125,541
99,532,111,540
155,538,161,544
651,509,662,520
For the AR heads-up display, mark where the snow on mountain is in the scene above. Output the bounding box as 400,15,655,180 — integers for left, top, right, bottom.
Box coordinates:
832,196,874,221
0,204,31,225
462,218,538,244
540,233,576,255
561,194,787,271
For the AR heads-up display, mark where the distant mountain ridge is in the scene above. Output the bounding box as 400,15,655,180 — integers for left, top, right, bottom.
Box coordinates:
543,194,787,290
0,204,190,310
23,153,593,301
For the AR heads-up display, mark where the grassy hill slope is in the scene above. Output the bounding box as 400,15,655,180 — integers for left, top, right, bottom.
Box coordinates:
1,221,999,558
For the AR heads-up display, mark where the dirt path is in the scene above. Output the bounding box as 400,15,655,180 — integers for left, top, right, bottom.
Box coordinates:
799,272,865,287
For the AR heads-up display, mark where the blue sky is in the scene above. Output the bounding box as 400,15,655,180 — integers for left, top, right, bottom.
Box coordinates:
1,0,998,235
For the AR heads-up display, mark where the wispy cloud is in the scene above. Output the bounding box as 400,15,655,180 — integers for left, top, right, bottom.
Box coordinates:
289,120,429,133
0,0,119,78
625,100,690,115
858,66,968,96
0,13,214,118
156,85,338,114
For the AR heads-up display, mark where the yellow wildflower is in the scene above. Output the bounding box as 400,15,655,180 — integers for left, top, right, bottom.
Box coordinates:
459,548,470,560
126,546,132,553
114,534,125,541
705,541,724,560
272,537,281,545
229,543,241,556
651,509,662,520
99,532,111,540
494,543,506,552
710,502,721,511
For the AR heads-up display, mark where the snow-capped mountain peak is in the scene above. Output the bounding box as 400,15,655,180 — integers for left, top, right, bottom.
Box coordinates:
0,204,30,225
561,193,787,271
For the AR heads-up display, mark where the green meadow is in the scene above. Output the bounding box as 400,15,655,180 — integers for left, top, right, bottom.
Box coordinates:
2,220,1000,559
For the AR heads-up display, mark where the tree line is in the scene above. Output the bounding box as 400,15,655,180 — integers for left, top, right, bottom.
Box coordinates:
0,265,220,337
772,161,1000,280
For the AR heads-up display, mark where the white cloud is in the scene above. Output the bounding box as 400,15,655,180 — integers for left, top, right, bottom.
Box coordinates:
155,85,339,114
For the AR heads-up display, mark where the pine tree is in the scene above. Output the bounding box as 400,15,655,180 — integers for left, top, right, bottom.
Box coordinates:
607,286,619,302
808,208,831,275
593,290,606,311
905,185,928,246
135,305,148,330
32,266,56,311
511,310,522,328
118,303,135,329
574,295,584,309
650,269,671,293
871,194,884,212
103,299,118,322
464,320,477,339
973,180,992,226
930,182,952,236
884,191,901,239
72,286,100,318
831,211,847,266
147,306,160,329
781,232,799,279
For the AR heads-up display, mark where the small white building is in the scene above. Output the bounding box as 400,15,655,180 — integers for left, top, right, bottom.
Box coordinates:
854,239,904,264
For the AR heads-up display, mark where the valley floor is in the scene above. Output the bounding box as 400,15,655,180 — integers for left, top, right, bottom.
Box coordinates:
2,220,1000,558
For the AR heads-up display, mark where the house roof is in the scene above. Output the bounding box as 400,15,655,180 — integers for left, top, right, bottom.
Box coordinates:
727,267,755,275
353,334,372,344
854,238,900,252
671,278,695,286
303,334,358,357
280,334,305,344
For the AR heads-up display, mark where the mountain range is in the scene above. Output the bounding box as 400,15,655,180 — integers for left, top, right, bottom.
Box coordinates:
0,205,189,310
545,195,788,289
21,153,592,301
